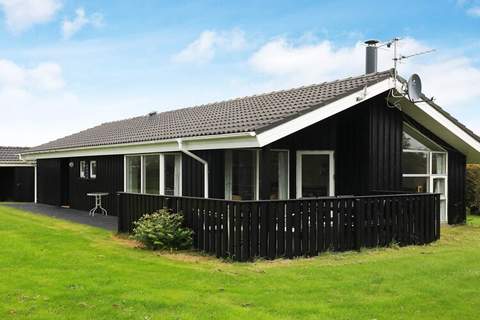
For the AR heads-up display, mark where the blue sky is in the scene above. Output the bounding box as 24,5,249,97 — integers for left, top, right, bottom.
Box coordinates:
0,0,479,146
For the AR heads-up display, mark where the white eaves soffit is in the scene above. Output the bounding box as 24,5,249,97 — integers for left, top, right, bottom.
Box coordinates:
393,83,480,163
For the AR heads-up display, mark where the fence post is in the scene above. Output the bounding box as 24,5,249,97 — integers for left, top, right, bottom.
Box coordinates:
116,193,122,233
355,198,364,251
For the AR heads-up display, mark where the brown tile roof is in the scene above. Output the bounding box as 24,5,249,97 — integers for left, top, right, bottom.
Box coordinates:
0,146,31,164
28,70,394,153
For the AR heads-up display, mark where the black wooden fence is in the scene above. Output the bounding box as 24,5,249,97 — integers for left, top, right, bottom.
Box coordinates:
117,193,441,261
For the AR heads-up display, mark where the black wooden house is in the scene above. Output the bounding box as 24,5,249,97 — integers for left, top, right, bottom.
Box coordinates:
20,66,480,226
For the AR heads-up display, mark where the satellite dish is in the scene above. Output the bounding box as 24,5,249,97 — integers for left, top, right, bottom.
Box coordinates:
407,74,422,101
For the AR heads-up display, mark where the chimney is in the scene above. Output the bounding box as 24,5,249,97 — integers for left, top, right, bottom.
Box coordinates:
364,40,379,74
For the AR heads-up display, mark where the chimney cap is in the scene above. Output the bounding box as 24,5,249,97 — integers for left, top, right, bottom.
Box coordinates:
364,39,379,46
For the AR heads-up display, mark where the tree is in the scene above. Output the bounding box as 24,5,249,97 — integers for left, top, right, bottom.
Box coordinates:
466,164,480,215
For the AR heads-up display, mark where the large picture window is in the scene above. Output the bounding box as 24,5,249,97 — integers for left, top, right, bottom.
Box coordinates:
402,123,448,222
125,153,182,196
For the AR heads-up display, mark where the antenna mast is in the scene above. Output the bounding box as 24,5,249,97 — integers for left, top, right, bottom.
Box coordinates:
382,37,435,98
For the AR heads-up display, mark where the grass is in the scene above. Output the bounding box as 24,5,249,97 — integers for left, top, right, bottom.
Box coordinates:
1,206,480,320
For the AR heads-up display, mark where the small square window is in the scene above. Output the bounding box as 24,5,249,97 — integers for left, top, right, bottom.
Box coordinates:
90,161,97,179
80,161,86,179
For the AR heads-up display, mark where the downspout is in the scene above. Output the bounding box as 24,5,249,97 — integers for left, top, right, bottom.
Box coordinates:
177,139,209,198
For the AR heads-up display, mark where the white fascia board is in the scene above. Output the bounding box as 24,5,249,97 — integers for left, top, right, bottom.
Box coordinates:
395,83,480,163
21,132,259,160
0,163,35,167
256,78,394,147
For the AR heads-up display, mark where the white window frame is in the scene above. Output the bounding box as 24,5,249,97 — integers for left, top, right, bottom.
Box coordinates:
79,160,86,179
296,150,335,198
89,160,97,179
124,153,182,196
402,123,448,222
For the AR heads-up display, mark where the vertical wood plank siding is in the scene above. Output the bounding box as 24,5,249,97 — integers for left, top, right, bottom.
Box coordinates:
118,193,441,261
0,167,34,202
448,151,466,224
37,156,124,214
182,150,225,198
13,167,35,202
37,159,63,205
368,100,403,191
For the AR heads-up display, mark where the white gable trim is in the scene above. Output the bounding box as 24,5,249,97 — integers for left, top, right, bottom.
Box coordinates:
395,82,480,163
256,78,394,147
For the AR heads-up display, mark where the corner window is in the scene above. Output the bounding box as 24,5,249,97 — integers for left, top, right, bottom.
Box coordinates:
402,123,448,222
80,161,87,179
90,161,97,179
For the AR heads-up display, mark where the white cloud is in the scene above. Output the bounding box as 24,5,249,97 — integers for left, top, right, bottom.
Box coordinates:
249,36,480,112
173,28,246,64
0,58,79,146
467,6,480,16
62,7,104,39
0,59,64,91
0,0,61,33
250,38,365,84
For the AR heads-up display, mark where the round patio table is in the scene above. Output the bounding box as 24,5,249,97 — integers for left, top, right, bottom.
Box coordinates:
87,192,109,216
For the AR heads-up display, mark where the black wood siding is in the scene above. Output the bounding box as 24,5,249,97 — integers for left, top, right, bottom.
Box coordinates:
448,151,466,224
269,93,397,198
0,168,15,201
367,98,403,192
13,167,35,202
37,159,62,206
67,156,124,215
182,150,224,199
37,156,123,214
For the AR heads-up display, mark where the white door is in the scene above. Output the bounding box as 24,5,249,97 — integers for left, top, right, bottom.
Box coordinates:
296,151,335,198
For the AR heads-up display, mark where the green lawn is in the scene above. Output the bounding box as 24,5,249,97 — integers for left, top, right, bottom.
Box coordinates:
1,206,480,320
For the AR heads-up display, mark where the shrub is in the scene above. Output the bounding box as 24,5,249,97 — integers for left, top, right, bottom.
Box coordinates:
131,209,193,250
466,164,480,215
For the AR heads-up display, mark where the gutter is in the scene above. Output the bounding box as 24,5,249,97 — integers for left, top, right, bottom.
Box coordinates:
177,139,209,198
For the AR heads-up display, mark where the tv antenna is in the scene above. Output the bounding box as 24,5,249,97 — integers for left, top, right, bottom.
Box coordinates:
381,37,435,103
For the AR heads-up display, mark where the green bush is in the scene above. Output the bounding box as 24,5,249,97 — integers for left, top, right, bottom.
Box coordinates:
466,164,480,215
131,209,193,250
